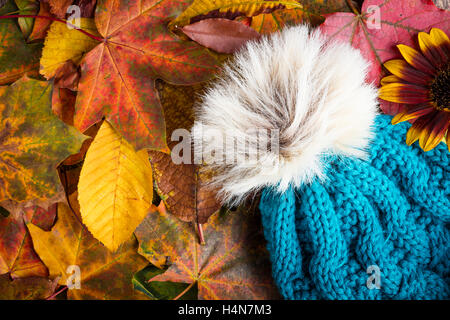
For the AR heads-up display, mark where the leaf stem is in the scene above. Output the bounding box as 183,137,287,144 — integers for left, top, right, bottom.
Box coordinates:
45,285,68,300
0,14,104,42
197,222,205,245
346,0,360,15
173,281,196,300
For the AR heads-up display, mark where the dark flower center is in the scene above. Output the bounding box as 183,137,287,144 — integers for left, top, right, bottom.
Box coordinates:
430,63,450,111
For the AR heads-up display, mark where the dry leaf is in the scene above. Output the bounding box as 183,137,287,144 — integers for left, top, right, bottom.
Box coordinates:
78,120,153,251
28,202,149,299
40,18,100,79
150,208,280,299
182,18,261,54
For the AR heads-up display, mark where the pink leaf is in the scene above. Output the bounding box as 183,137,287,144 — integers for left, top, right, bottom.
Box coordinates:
182,18,261,54
320,0,449,114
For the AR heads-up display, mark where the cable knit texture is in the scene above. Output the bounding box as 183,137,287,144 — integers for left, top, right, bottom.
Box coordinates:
260,115,449,300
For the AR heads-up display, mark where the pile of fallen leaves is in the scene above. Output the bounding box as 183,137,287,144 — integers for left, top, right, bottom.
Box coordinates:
0,0,448,300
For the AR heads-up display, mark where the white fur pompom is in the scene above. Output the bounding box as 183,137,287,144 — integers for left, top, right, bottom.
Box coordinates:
192,25,379,204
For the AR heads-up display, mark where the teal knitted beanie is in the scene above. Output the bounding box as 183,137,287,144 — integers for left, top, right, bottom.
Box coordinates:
192,25,449,300
259,115,449,300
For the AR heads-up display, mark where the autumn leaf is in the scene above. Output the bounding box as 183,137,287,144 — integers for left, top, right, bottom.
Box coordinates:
135,202,192,269
133,264,198,300
320,0,449,87
23,203,57,231
149,80,221,224
27,0,53,42
43,0,74,19
182,18,261,53
14,0,38,39
0,1,42,85
156,79,207,138
249,0,350,34
74,0,220,152
0,77,87,203
171,0,303,28
149,149,221,224
0,274,56,299
78,120,153,251
250,7,316,33
0,213,48,279
28,202,150,299
149,208,280,300
40,18,101,79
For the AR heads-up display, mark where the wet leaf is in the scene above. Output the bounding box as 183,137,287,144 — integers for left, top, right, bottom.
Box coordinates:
28,202,150,299
0,77,87,203
150,208,280,300
78,121,153,251
74,0,220,152
182,18,261,53
0,1,42,85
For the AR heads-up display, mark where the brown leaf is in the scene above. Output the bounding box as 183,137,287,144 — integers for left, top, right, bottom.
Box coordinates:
0,274,55,300
52,87,76,126
150,208,280,300
54,60,80,91
149,149,221,224
43,0,73,19
182,18,261,54
74,0,97,18
155,79,202,138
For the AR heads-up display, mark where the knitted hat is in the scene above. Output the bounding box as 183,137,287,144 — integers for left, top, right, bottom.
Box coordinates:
192,25,449,299
260,116,449,299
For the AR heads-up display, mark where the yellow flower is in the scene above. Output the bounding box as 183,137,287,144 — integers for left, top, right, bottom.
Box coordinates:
379,28,449,152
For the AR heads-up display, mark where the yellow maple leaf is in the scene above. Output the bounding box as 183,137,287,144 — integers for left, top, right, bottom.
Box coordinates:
77,120,153,252
40,18,101,79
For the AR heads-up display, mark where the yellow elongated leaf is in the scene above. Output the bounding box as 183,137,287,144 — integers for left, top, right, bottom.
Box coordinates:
77,121,153,251
40,18,100,79
171,0,302,27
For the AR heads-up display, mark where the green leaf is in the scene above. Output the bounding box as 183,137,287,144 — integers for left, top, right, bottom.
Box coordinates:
133,265,198,300
0,1,42,84
0,76,87,203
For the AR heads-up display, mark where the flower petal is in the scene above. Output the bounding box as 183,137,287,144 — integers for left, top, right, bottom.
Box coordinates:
379,83,429,104
380,75,404,86
397,44,436,75
391,104,435,124
430,28,450,56
446,131,450,152
418,29,448,69
419,111,450,152
384,60,433,85
405,111,438,146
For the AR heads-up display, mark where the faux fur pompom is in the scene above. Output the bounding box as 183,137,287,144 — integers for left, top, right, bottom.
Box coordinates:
192,25,379,204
